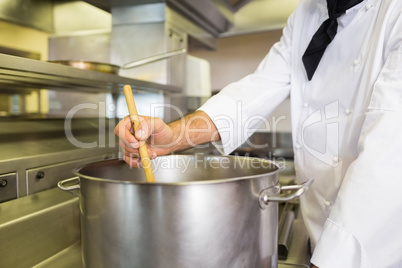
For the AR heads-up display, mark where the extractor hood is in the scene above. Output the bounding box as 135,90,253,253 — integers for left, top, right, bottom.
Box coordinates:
219,0,254,11
84,0,254,13
82,0,255,36
82,0,298,38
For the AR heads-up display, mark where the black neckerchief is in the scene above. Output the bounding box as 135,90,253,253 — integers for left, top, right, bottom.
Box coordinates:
302,0,365,80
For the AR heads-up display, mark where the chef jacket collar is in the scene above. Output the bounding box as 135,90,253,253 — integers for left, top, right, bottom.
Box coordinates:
316,0,371,28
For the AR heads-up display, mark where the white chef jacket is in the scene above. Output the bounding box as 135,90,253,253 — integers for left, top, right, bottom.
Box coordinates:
199,0,402,267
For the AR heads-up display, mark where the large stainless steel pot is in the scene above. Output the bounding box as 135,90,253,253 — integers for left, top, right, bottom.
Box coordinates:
58,155,312,268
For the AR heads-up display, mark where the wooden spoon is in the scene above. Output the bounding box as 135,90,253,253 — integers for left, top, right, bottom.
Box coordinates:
123,85,156,183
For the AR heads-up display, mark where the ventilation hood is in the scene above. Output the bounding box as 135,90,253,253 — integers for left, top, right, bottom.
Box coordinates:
83,0,236,37
84,0,254,13
82,0,297,38
217,0,254,12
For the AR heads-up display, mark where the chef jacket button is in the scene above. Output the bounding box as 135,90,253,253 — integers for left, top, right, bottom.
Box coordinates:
332,157,339,163
353,59,361,66
365,4,373,11
324,200,332,207
295,143,301,150
303,102,309,108
345,109,352,115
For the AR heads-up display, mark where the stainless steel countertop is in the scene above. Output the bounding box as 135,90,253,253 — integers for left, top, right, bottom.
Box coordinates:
0,118,119,200
35,242,83,268
0,188,81,268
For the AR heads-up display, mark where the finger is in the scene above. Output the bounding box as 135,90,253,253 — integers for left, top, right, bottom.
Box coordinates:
122,148,139,158
121,141,159,164
136,116,167,143
135,116,150,141
124,151,140,161
114,116,130,137
114,116,138,144
120,143,140,157
124,154,142,168
119,140,140,152
149,151,158,159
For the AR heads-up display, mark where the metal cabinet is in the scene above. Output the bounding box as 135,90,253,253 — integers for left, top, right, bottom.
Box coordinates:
0,172,18,202
26,156,112,195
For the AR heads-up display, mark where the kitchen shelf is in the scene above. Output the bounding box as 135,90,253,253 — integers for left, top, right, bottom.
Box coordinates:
0,118,118,163
0,53,181,94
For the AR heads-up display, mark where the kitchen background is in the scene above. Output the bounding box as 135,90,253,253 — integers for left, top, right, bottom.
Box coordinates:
0,0,295,124
1,0,297,201
0,1,310,267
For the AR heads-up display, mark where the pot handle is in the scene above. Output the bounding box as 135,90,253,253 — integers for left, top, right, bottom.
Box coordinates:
58,177,80,191
260,178,313,207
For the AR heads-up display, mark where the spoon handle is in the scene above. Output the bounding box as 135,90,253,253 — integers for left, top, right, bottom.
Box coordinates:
123,85,156,183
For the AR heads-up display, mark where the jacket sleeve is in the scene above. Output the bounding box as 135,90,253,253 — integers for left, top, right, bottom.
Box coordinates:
198,12,295,155
311,45,402,267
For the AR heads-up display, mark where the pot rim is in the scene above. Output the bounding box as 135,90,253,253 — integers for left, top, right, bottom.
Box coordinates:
72,155,284,186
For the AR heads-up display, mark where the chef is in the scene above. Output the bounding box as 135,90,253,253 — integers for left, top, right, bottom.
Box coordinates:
115,0,402,267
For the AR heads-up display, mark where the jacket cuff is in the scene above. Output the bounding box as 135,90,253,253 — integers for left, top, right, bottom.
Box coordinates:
311,219,371,268
197,101,243,155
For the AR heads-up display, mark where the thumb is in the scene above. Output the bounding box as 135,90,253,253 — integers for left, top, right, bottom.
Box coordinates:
135,116,152,141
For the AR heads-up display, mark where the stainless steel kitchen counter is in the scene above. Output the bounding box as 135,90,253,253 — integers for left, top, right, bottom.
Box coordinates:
0,188,81,268
0,118,119,201
35,242,83,268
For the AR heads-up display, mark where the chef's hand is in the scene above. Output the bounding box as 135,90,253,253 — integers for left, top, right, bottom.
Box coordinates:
114,115,174,167
114,110,220,167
